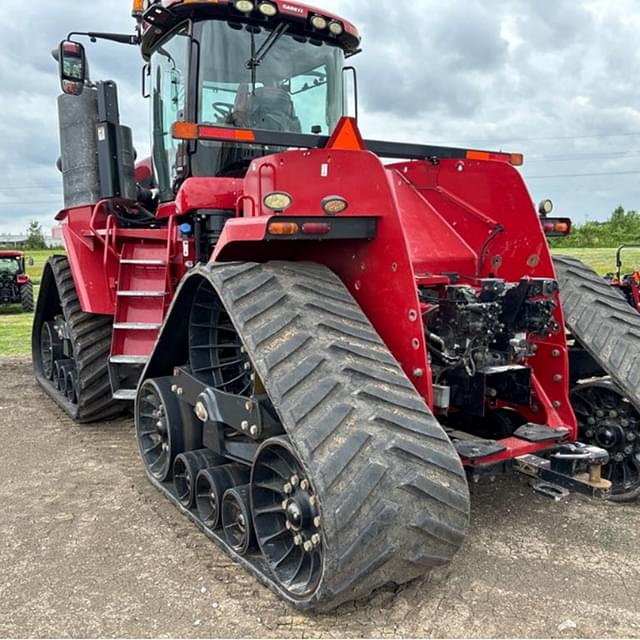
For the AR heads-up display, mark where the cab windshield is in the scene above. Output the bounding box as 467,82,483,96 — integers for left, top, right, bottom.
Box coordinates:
0,258,19,274
198,21,344,135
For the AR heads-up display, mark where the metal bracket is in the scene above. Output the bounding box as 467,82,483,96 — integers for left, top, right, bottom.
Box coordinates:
532,481,570,501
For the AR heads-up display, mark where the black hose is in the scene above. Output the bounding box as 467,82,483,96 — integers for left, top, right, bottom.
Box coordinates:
608,486,640,503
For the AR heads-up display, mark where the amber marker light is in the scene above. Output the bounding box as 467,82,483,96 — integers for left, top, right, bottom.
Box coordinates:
268,222,299,236
172,122,199,140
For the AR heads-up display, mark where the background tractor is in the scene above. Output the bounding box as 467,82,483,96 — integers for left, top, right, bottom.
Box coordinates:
33,0,622,611
0,250,34,312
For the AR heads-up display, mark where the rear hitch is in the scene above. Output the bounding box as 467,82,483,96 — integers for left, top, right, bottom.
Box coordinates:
514,443,611,499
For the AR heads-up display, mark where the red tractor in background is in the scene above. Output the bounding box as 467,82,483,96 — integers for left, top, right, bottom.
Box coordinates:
32,0,634,611
0,250,34,312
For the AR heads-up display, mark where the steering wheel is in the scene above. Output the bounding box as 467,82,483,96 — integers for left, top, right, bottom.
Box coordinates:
212,102,234,121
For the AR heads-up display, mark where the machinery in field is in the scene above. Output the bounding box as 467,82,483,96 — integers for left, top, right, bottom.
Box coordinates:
605,245,640,311
33,0,629,610
0,250,34,312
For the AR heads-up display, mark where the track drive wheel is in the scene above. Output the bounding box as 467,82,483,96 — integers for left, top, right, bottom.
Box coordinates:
32,256,125,423
136,377,185,483
571,379,640,499
168,262,471,610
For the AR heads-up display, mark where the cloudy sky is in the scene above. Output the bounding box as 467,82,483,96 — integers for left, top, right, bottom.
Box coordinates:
1,0,639,234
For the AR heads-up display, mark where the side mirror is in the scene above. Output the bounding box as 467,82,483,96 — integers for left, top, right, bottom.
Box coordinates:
59,40,87,96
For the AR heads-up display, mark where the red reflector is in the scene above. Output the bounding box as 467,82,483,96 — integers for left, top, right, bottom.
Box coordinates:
301,223,331,235
17,274,29,284
199,125,256,142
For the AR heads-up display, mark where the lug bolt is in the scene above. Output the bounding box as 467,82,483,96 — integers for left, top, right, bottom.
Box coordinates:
156,420,163,429
615,453,625,462
244,362,251,371
313,516,321,528
249,425,259,437
245,400,252,412
585,430,595,439
553,374,563,382
240,420,249,431
624,446,633,455
413,368,424,378
551,349,561,358
240,346,246,354
627,432,637,441
609,410,618,419
290,475,300,487
283,483,293,495
282,500,289,510
171,384,178,393
303,540,314,553
596,410,605,418
309,496,317,507
162,443,168,452
553,401,561,409
285,521,292,530
621,419,630,428
300,479,309,491
587,417,596,426
293,535,303,546
176,387,184,396
311,533,321,546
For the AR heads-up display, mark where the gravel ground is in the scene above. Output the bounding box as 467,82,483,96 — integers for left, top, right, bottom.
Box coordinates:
1,357,639,639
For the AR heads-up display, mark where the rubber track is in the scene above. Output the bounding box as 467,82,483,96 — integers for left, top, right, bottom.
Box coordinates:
21,282,34,312
167,261,471,611
34,256,125,423
554,255,640,411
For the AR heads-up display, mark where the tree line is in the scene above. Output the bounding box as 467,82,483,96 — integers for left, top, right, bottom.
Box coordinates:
550,206,640,248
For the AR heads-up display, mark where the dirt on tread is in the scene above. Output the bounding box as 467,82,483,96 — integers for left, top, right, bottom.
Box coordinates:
198,260,471,611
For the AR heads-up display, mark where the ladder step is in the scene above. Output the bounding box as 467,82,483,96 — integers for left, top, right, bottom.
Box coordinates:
117,290,166,298
113,389,137,401
120,259,167,266
110,355,148,365
113,323,162,331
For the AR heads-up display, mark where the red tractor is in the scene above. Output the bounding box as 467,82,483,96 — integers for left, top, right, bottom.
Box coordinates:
0,250,34,312
34,0,622,611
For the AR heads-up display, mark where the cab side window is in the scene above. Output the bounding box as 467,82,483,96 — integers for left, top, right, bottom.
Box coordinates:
150,28,190,201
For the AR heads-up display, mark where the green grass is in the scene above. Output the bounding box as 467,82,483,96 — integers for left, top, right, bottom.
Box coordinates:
551,247,640,276
0,247,636,358
0,248,61,357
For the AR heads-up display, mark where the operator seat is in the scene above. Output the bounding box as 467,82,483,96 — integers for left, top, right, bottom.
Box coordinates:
247,86,302,133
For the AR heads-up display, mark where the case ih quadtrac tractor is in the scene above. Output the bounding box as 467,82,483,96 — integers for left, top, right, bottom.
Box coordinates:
0,250,34,312
32,0,637,611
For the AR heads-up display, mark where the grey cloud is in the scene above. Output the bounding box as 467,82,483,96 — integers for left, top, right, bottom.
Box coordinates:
1,0,639,234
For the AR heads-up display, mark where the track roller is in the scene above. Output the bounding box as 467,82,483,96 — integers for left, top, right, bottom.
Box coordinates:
173,449,226,509
39,321,62,381
135,378,185,482
196,464,250,529
222,484,256,556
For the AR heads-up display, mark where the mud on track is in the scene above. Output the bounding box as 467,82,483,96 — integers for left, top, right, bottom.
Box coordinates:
1,358,639,638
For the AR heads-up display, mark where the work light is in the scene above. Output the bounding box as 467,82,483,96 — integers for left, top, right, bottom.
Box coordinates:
264,192,293,211
258,1,277,16
234,0,255,13
310,15,328,30
328,21,344,35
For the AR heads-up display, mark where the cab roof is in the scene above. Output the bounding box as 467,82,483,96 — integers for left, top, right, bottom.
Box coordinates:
0,250,24,258
139,0,361,57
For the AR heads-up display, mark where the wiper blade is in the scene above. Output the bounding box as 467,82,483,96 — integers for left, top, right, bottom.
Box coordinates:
246,22,289,70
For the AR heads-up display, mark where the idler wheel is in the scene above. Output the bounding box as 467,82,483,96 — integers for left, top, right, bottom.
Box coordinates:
135,378,185,483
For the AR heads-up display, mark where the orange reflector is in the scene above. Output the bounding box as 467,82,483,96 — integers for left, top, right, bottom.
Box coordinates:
131,0,145,14
466,150,524,166
172,122,199,140
268,222,299,236
542,218,572,237
327,117,366,151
